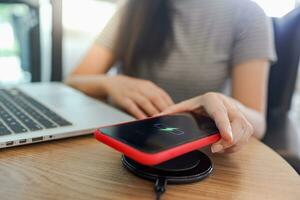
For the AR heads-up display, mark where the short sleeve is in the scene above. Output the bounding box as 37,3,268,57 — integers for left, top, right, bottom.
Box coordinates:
231,1,277,66
95,3,125,52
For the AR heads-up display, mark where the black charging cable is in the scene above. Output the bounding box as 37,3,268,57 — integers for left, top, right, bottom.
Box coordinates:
154,177,168,200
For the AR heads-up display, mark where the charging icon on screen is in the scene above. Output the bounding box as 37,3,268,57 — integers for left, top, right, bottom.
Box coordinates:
160,127,179,132
154,124,184,135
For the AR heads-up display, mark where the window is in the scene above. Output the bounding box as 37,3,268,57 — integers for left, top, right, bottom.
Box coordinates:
0,4,32,85
252,0,297,17
62,0,117,77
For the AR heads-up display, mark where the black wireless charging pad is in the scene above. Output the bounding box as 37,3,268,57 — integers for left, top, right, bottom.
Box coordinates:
122,150,213,184
122,151,213,199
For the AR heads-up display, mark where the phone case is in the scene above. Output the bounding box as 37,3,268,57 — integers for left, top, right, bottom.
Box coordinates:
94,120,220,166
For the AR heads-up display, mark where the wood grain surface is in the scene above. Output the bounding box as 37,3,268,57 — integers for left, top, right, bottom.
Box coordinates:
0,136,299,200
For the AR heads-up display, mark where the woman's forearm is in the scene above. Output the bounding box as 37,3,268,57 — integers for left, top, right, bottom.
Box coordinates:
241,106,266,139
230,60,270,139
233,98,266,139
65,75,109,99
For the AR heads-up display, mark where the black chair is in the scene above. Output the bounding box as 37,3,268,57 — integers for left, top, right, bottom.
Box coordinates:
264,7,300,173
50,0,63,82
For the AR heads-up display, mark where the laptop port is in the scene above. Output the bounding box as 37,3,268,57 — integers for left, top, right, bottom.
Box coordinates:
19,139,27,144
32,137,43,142
6,141,14,146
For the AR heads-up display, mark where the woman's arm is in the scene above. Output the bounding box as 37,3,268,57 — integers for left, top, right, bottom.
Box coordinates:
65,44,116,98
231,59,270,139
65,44,174,117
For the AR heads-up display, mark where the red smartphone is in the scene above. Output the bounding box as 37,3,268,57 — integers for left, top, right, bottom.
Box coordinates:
94,112,221,166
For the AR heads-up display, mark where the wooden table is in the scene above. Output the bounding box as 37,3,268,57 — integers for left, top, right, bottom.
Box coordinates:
0,136,299,200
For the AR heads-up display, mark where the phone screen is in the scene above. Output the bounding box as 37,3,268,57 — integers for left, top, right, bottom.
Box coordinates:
99,112,219,153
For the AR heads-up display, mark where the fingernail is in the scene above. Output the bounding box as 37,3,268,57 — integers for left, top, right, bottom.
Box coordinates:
227,127,233,141
211,144,223,153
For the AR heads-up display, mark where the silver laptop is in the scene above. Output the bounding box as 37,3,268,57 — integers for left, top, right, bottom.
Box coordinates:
0,82,133,148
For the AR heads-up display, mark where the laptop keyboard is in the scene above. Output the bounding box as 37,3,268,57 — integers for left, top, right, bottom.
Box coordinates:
0,89,72,136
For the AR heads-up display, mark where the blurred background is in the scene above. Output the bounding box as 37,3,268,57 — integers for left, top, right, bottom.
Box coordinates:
0,0,300,172
0,0,298,81
0,0,299,84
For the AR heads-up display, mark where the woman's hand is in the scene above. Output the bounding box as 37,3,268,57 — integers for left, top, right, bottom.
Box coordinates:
162,92,254,153
103,75,174,119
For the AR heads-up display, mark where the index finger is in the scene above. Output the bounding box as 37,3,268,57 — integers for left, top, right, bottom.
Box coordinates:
204,100,233,144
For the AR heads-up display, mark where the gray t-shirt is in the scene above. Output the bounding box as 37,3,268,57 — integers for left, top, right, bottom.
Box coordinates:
96,0,277,103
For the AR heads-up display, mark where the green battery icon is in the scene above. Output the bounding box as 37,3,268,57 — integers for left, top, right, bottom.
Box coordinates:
154,124,184,135
159,127,179,132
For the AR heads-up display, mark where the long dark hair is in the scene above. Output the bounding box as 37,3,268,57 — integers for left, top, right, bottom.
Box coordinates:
114,0,174,70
